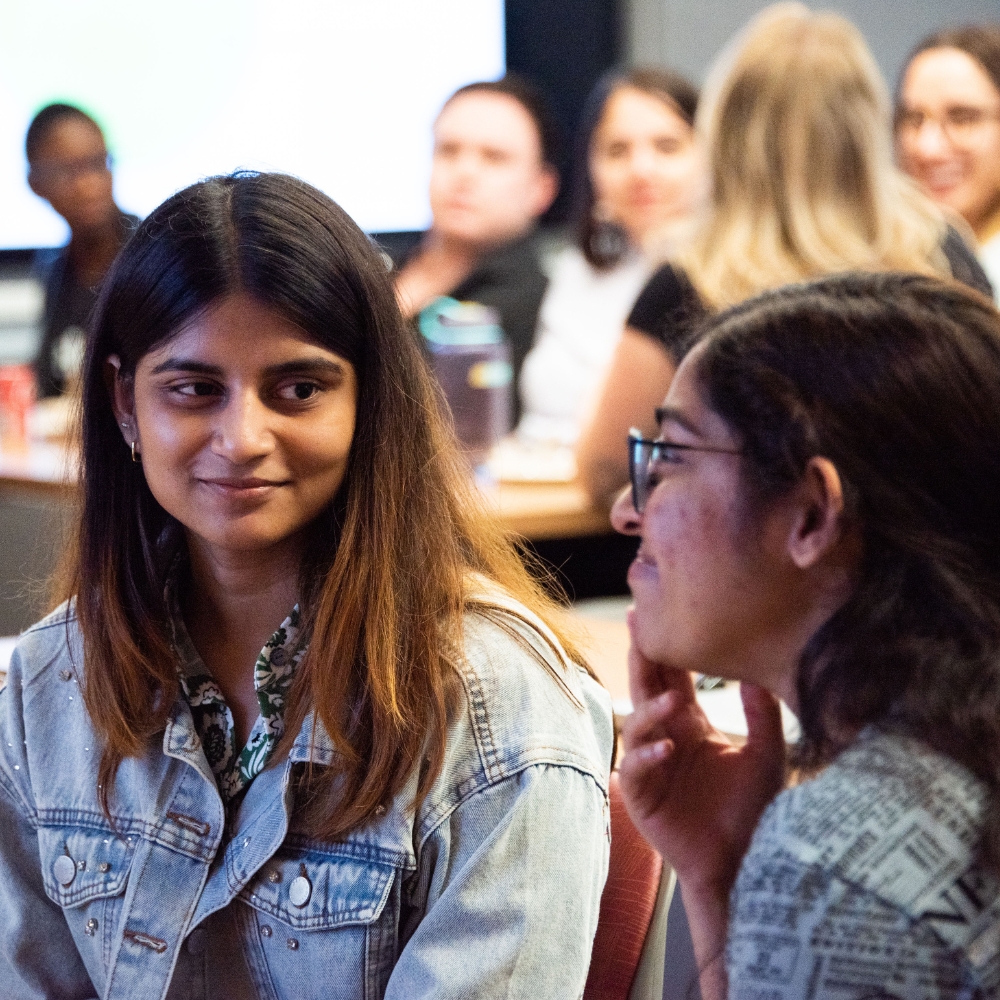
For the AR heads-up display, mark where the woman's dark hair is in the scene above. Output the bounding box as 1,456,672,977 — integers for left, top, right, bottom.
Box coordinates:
25,103,103,164
897,23,1000,118
575,68,699,269
65,172,586,836
446,74,560,169
693,271,1000,868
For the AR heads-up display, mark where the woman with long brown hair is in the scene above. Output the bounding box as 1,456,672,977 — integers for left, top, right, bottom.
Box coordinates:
0,172,612,999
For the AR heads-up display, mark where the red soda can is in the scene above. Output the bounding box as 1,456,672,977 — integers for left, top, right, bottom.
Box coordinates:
0,365,37,451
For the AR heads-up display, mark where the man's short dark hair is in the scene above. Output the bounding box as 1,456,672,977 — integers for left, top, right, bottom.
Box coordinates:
444,75,560,169
25,103,103,165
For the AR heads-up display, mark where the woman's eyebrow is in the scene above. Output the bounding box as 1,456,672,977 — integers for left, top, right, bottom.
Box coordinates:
149,358,223,376
654,404,702,437
147,357,346,378
265,358,347,379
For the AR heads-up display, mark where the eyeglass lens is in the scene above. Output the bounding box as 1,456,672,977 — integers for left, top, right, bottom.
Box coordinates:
898,105,1000,143
629,437,653,514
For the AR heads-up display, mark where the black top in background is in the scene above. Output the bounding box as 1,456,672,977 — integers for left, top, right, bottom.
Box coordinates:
505,0,623,225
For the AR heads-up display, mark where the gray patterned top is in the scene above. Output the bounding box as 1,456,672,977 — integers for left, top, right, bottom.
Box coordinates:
728,728,1000,999
166,575,307,804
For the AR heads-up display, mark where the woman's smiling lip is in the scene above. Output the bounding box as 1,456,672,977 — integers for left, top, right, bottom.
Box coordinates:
197,476,290,495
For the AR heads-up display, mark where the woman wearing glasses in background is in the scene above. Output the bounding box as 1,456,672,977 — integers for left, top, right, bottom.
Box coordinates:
896,24,1000,302
576,3,992,508
616,271,1000,999
0,172,612,999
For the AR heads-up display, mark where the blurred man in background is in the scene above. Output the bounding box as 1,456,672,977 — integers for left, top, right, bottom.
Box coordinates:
393,76,559,389
26,103,136,397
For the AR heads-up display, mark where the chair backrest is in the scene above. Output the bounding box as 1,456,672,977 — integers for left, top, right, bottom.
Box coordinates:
584,770,665,1000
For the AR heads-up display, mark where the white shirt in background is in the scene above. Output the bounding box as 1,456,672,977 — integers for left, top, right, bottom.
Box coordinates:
517,245,650,447
979,230,1000,304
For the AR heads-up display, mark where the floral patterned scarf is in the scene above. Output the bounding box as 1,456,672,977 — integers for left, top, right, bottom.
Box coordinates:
166,570,307,804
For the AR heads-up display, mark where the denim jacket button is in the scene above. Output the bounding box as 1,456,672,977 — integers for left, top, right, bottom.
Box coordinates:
186,928,207,956
53,854,77,886
289,874,312,907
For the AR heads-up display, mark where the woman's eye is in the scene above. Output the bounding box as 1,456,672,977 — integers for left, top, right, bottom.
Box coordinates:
948,106,985,127
174,381,220,398
653,445,684,466
599,140,629,160
277,381,321,402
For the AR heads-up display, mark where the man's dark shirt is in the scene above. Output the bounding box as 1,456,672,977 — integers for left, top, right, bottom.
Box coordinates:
33,211,138,398
627,225,993,365
389,230,548,423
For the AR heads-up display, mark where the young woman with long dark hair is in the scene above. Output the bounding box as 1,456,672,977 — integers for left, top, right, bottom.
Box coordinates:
516,67,702,449
615,272,1000,998
0,172,612,999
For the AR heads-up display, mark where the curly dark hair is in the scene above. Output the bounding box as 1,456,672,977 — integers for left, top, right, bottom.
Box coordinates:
693,271,1000,868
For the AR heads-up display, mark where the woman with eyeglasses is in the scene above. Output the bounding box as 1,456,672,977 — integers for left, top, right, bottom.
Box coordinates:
576,3,992,509
896,24,1000,302
614,271,1000,999
0,172,613,999
26,103,137,399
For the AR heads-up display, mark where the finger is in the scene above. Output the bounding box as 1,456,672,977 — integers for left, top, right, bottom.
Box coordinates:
621,690,682,752
739,681,786,765
618,738,676,820
623,684,721,762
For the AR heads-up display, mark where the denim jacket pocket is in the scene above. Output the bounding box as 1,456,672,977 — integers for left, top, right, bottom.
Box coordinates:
237,844,402,999
39,825,137,975
240,844,397,930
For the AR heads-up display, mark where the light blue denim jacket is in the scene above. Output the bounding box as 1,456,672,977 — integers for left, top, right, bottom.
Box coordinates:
0,598,613,1000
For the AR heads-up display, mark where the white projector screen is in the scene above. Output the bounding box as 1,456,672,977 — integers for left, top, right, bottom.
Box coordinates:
0,0,505,250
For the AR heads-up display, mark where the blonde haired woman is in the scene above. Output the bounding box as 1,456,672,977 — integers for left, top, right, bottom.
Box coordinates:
577,2,991,506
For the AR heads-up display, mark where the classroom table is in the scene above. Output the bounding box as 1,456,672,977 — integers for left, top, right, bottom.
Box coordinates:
489,479,611,540
0,440,75,492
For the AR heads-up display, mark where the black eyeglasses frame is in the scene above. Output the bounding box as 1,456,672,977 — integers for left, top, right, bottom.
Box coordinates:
627,427,741,514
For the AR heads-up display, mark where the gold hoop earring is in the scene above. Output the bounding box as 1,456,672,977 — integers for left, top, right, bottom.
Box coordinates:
131,441,141,463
